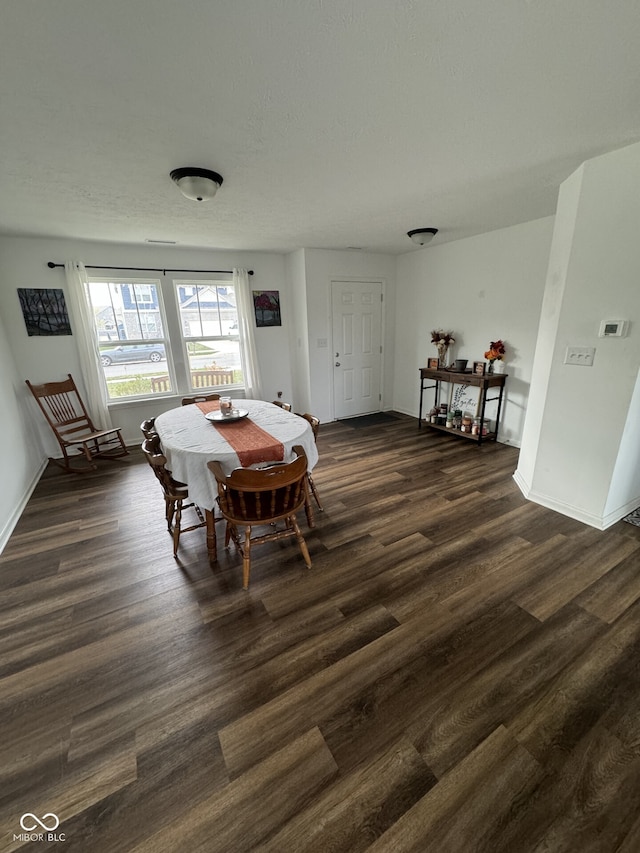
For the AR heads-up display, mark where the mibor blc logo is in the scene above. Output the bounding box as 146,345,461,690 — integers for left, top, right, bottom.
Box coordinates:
21,814,59,832
14,813,66,843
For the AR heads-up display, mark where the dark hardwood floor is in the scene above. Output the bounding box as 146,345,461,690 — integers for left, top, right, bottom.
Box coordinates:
2,413,640,852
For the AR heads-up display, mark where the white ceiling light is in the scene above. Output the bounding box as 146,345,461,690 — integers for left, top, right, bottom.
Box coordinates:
170,167,224,202
407,228,438,245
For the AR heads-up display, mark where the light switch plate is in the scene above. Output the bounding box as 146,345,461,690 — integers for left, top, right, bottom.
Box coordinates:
564,346,595,366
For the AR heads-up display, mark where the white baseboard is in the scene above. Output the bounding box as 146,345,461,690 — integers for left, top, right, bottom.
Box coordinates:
512,469,634,531
602,495,640,529
0,459,48,555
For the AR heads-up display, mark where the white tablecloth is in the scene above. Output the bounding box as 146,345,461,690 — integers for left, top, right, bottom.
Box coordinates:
154,399,319,510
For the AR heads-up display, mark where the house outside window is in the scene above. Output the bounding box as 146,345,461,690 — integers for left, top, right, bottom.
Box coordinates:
87,278,175,399
175,279,244,391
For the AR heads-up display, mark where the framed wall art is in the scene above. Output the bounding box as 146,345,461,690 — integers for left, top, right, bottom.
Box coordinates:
252,290,282,327
18,288,72,336
449,382,480,416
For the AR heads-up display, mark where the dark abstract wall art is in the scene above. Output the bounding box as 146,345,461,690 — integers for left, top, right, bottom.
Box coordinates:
252,290,282,327
18,288,72,336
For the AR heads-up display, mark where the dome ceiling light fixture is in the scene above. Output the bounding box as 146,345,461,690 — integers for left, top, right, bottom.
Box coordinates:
170,167,224,202
407,227,438,246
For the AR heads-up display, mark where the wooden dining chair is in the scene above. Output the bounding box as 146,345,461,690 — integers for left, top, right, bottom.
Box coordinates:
141,434,208,558
26,374,128,472
181,393,221,406
271,400,292,412
296,412,324,513
140,417,157,439
208,446,312,589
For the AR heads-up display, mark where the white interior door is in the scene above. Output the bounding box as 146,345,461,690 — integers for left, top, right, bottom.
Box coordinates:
331,280,383,419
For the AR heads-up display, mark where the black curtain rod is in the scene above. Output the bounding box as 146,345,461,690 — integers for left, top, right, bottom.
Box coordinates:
47,262,253,275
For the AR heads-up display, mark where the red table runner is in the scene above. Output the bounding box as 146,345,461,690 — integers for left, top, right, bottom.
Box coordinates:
196,401,285,467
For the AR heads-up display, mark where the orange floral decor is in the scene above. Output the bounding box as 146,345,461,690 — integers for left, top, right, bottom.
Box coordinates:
484,339,506,363
484,339,506,373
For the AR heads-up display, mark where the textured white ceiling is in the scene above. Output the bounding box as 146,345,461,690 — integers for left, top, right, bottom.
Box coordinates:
2,0,640,254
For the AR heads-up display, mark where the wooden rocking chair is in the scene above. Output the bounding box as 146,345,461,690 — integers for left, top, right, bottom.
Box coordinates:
26,374,128,472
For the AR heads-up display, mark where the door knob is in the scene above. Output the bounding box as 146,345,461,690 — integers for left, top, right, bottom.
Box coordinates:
335,361,341,367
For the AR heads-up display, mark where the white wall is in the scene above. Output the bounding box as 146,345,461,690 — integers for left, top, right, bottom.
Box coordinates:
285,249,311,413
301,249,397,423
0,309,47,551
516,141,640,528
0,236,295,451
607,367,640,521
515,168,583,484
393,217,555,445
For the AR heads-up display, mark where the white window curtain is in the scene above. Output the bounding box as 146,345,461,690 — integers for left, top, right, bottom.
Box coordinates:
234,268,263,399
64,261,114,429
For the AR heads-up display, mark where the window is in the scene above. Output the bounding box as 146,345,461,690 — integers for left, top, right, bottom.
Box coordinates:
87,278,174,399
85,275,250,401
175,279,244,391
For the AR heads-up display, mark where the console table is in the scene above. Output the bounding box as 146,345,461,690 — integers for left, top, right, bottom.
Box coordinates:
418,367,507,445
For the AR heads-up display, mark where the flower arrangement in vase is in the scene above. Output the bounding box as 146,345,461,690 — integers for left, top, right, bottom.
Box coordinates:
431,330,456,368
484,339,506,373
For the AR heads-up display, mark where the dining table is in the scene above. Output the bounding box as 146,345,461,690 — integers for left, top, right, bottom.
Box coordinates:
154,398,319,561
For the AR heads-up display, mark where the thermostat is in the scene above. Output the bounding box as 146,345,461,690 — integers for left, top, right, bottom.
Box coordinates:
598,320,628,338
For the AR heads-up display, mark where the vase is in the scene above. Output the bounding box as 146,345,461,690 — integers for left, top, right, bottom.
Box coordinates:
493,360,505,374
487,361,494,374
436,343,449,368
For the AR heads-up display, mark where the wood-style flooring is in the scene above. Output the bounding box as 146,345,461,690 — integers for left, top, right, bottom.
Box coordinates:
2,413,640,852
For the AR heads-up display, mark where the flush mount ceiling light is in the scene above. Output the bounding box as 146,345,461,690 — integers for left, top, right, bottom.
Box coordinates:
407,228,438,246
170,167,224,202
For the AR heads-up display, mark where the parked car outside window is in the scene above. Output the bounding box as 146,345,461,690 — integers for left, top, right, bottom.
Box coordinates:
99,343,166,366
